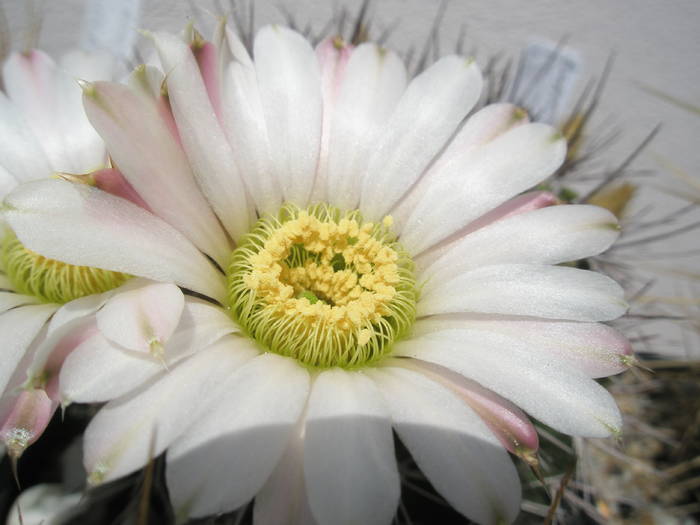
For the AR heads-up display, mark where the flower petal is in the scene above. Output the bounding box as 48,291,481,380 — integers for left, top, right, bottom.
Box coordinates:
62,298,237,404
415,191,558,269
254,422,318,525
82,80,232,265
0,388,55,458
3,180,227,303
153,31,252,241
325,43,406,210
167,354,310,518
401,123,566,254
59,331,164,404
96,282,184,354
419,263,627,322
0,304,57,394
254,25,322,206
0,91,52,184
221,55,281,214
83,335,258,483
414,316,632,378
0,291,40,314
392,103,529,229
393,333,622,437
304,369,399,525
4,50,108,174
398,358,539,459
422,204,620,282
360,56,482,220
54,50,115,173
369,365,521,525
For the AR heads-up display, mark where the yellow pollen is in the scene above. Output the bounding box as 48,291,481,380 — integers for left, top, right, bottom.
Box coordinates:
227,204,417,368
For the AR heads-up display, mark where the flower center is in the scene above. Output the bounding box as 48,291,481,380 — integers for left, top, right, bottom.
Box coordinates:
227,204,418,368
1,230,130,304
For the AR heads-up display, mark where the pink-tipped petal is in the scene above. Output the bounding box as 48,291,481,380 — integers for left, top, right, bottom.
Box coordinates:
92,167,151,210
400,358,539,460
401,124,567,254
414,316,633,379
82,80,231,266
42,320,99,400
0,389,55,458
394,333,623,437
153,31,253,241
392,103,530,228
368,365,522,525
420,204,621,284
416,191,558,267
96,282,185,356
4,180,227,304
191,41,222,120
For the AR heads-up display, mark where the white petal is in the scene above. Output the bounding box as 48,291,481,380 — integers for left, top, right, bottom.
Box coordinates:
0,291,39,314
46,286,114,335
52,52,110,173
0,91,52,183
0,165,17,199
369,365,521,525
419,263,627,322
254,25,322,206
97,282,184,353
304,369,399,525
393,334,622,437
165,297,239,353
27,291,114,381
254,422,318,525
422,204,620,282
61,298,237,404
392,103,528,228
360,56,482,220
167,354,310,518
60,332,164,404
82,81,232,265
325,43,407,210
221,59,281,214
3,180,227,303
0,304,56,393
4,50,107,174
401,123,566,254
413,316,632,378
83,335,258,483
2,51,64,170
153,31,252,241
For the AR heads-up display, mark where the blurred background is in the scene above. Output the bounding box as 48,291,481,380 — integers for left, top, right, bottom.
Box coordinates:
1,1,699,523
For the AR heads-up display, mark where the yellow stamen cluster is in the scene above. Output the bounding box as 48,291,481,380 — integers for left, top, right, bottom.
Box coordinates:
227,204,417,368
1,230,130,304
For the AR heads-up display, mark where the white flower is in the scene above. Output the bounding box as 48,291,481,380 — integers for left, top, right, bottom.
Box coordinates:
2,24,631,525
0,48,166,458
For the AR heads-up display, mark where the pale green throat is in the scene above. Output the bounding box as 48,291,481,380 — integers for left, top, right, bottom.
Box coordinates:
226,203,418,369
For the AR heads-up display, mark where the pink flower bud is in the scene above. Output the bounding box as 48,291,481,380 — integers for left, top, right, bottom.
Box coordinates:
0,389,56,459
